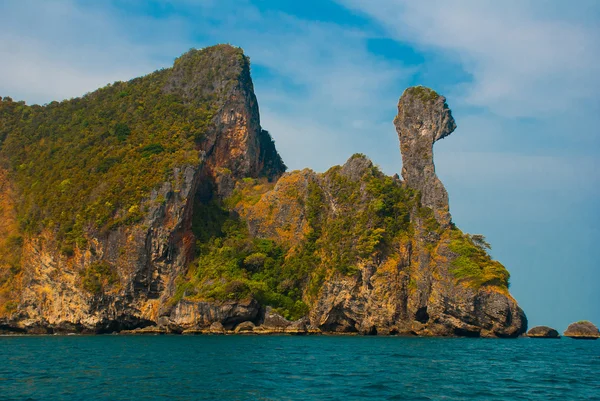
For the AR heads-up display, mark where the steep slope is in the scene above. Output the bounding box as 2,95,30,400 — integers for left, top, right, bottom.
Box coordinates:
166,87,526,337
0,45,285,333
0,46,526,336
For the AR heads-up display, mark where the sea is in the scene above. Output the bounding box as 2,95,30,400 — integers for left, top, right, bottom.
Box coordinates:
1,335,598,400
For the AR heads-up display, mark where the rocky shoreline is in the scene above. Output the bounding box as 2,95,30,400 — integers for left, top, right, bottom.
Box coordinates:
0,304,522,337
5,317,597,339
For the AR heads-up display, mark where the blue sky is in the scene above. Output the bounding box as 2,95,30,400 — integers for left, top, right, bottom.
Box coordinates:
1,0,598,331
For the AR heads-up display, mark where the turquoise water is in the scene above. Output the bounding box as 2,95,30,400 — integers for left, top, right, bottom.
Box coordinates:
1,336,598,400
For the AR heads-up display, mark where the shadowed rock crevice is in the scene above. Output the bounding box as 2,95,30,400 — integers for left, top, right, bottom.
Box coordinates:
415,306,430,324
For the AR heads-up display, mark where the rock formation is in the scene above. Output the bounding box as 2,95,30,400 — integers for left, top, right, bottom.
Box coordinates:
527,326,560,338
208,321,225,334
0,45,527,337
0,45,284,334
233,155,526,337
564,321,599,339
395,87,456,226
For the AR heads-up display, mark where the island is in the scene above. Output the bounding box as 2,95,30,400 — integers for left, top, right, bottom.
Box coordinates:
0,45,526,337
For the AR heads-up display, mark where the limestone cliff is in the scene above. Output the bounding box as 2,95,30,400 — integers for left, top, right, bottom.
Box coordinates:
227,155,525,337
395,86,455,226
0,45,526,337
0,45,285,333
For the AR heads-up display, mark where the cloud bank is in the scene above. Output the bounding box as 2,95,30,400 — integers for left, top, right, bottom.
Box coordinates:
337,0,600,117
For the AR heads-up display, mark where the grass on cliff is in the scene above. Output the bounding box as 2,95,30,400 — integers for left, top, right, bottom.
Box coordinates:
231,160,414,279
172,154,509,319
80,261,120,294
0,170,22,316
405,86,440,103
448,229,510,290
316,164,413,275
0,233,22,315
171,160,416,319
175,204,311,321
0,45,248,253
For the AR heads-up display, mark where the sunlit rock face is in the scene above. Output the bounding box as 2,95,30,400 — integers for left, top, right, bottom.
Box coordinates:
395,86,456,226
527,326,560,338
564,321,599,339
0,45,285,334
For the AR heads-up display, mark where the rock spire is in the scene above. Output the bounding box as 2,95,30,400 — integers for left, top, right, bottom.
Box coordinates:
394,86,456,225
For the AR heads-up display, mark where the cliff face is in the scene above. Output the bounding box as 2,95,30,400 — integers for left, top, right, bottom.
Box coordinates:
395,87,455,226
0,46,526,337
164,47,284,184
228,156,525,337
0,45,285,333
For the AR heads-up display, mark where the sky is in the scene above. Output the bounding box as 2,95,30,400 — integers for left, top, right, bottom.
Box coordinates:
0,0,598,332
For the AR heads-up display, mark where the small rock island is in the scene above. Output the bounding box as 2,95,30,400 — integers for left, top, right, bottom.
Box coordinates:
564,321,599,340
527,326,560,339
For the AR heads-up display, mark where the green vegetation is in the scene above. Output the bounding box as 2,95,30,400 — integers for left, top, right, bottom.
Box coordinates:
318,164,412,274
417,204,442,236
406,86,440,103
0,171,23,316
469,234,491,250
0,45,248,253
0,43,513,321
171,158,417,319
80,261,119,294
350,152,367,160
448,229,510,290
175,205,311,320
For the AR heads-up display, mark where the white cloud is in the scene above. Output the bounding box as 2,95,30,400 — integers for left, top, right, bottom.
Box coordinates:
0,0,190,104
336,0,600,117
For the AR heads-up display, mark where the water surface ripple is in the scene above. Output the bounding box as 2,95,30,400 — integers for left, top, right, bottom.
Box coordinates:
1,336,598,400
